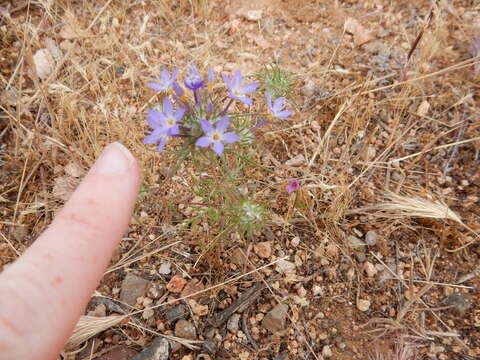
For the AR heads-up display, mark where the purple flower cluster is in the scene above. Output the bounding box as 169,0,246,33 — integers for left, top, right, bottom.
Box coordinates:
144,65,294,155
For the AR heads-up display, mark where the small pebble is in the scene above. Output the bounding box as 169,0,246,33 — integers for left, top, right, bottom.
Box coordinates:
33,48,54,79
354,252,366,262
291,236,300,247
363,262,377,277
346,235,366,249
365,230,377,246
254,241,272,258
227,313,241,333
166,275,187,293
142,307,155,320
158,262,172,275
443,293,472,315
166,304,188,322
312,285,324,296
275,259,296,274
357,299,371,312
174,319,197,339
322,345,333,358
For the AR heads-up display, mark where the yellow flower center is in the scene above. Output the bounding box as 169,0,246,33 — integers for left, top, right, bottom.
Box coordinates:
212,133,221,141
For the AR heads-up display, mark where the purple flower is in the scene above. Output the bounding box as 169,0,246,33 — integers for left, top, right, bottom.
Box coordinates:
285,179,300,193
206,67,215,91
144,126,169,152
159,97,184,135
195,116,240,155
172,81,188,103
144,98,185,152
172,82,185,98
206,102,214,114
266,93,294,119
184,64,205,91
207,67,215,83
222,70,258,106
148,68,178,93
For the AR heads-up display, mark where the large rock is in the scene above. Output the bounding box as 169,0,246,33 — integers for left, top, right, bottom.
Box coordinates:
133,337,169,360
262,303,289,333
120,273,149,306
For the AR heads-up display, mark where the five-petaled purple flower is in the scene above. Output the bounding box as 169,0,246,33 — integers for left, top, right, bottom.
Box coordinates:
148,68,178,93
195,116,240,155
144,97,185,152
222,70,258,106
266,93,294,119
286,179,300,193
184,64,205,91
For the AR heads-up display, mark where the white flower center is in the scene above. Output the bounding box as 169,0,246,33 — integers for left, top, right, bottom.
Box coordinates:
166,118,175,127
211,132,221,142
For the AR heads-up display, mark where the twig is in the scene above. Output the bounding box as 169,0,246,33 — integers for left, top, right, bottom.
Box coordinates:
87,0,113,30
241,312,258,350
209,282,265,327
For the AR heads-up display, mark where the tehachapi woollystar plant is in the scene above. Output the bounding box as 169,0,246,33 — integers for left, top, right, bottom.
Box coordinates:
143,65,294,243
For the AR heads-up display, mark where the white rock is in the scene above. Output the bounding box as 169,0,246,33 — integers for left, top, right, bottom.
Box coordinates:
33,48,54,80
227,313,241,333
346,235,366,249
365,230,378,246
312,285,324,296
158,262,172,275
346,267,355,280
285,154,305,167
45,38,63,60
64,162,84,178
357,299,371,312
142,307,155,319
363,261,377,278
244,10,262,21
291,236,300,247
275,259,296,274
322,345,333,358
187,299,208,316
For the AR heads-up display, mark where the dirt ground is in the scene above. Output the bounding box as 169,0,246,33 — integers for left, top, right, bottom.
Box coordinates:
1,0,479,359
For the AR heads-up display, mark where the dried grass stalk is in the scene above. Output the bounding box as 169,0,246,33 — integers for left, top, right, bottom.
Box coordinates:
368,334,418,360
66,315,127,348
375,192,479,251
377,192,464,225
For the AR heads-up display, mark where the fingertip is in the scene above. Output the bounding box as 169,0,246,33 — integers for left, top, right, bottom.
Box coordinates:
91,142,138,177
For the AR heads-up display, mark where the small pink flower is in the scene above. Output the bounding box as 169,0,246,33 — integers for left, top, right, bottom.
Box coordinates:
286,179,300,193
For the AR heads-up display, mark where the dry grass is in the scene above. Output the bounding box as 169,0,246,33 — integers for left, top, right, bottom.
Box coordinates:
375,192,465,225
66,315,127,348
368,335,418,360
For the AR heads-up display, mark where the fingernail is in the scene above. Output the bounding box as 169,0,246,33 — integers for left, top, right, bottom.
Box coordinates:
92,142,135,175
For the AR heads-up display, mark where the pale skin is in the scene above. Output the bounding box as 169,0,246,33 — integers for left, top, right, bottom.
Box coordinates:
0,143,141,360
